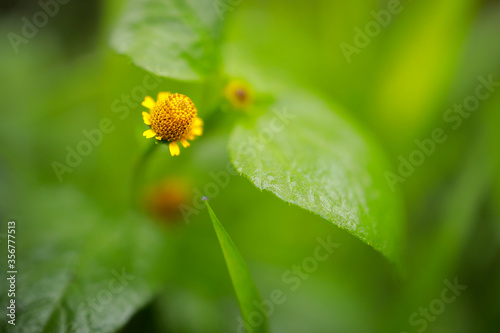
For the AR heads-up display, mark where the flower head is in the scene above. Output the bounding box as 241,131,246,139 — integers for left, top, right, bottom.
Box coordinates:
142,92,203,156
144,178,191,225
224,80,254,110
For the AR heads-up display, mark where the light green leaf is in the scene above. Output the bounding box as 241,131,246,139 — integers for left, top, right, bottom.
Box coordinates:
205,200,268,333
0,186,169,333
229,90,405,264
110,0,223,81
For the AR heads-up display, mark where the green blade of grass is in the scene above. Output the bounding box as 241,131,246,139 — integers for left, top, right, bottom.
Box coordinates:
204,198,269,333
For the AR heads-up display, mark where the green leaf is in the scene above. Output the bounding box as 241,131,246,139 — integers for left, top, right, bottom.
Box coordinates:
0,186,169,333
110,0,223,81
228,90,405,264
204,199,268,333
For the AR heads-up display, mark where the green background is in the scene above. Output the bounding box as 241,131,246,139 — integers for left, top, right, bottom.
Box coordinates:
0,0,499,332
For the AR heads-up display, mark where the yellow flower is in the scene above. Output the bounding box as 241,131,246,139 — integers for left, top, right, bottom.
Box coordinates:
224,80,254,110
141,92,203,156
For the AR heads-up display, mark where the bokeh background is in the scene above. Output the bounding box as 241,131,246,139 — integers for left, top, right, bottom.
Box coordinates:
1,0,499,332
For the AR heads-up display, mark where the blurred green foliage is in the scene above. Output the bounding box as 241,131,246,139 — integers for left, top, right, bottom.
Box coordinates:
0,0,499,332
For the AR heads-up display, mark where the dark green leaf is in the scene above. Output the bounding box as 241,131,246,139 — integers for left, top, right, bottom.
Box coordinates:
110,0,223,81
0,186,169,333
